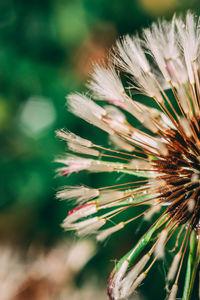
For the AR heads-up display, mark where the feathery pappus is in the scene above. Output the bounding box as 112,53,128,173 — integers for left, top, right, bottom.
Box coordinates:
56,12,200,300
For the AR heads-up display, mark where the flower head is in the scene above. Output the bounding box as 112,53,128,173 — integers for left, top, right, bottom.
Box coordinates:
57,12,200,300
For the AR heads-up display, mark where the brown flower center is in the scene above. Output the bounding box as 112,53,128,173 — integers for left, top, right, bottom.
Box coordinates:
152,119,200,230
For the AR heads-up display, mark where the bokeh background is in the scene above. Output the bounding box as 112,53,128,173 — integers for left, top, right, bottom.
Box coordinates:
1,0,200,299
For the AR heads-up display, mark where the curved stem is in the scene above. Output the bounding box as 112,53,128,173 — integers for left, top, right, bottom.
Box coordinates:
182,230,199,300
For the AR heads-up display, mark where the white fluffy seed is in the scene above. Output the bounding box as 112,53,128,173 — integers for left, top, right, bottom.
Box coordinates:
126,272,146,298
88,65,126,103
109,134,135,152
97,222,125,241
129,159,151,171
112,259,130,299
68,142,100,156
77,218,106,236
191,173,199,183
68,93,114,135
88,163,114,173
56,156,93,175
56,186,99,203
144,204,161,221
62,204,97,226
187,198,196,212
167,252,181,282
98,190,125,205
56,129,92,147
154,230,168,259
120,253,150,297
180,118,192,138
168,284,178,300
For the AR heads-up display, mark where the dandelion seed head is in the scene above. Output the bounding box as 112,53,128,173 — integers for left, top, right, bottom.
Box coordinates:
56,11,200,300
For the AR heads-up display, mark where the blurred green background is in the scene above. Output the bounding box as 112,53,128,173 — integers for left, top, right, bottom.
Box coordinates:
1,0,200,299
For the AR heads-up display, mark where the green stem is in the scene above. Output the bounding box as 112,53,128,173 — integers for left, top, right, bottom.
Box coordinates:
182,230,199,300
115,214,167,272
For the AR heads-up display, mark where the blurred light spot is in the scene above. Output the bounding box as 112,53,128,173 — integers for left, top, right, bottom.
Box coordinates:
19,96,56,138
139,0,177,16
66,240,96,272
54,1,88,46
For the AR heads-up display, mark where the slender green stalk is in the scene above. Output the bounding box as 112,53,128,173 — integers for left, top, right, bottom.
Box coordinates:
115,214,167,272
182,230,199,300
